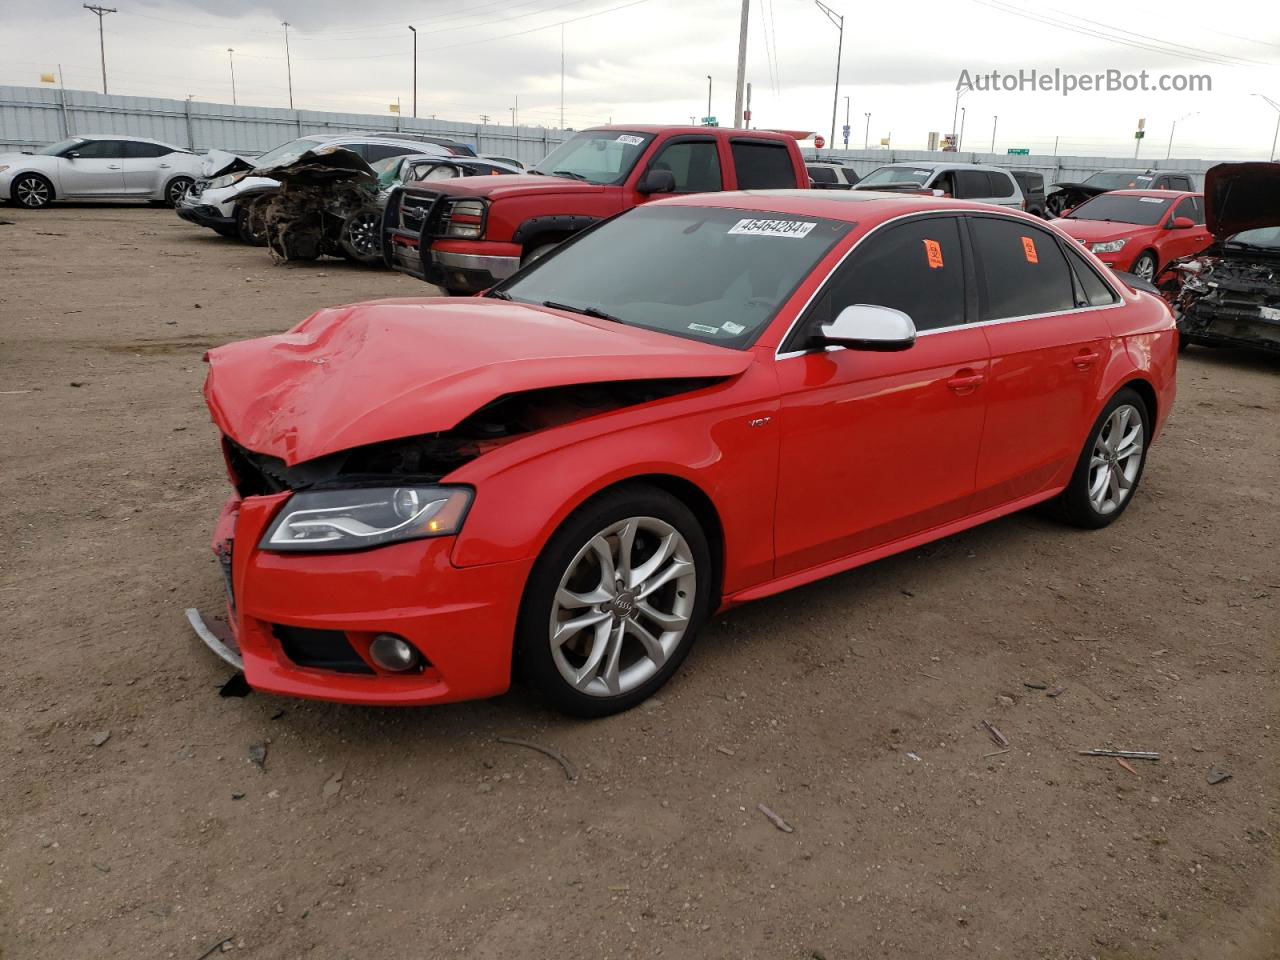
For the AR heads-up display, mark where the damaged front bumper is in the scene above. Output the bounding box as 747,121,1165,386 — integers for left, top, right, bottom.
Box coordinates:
188,492,531,706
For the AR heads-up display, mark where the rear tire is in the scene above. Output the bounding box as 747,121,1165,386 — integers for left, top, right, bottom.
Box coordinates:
514,484,712,717
12,173,54,209
1053,388,1150,529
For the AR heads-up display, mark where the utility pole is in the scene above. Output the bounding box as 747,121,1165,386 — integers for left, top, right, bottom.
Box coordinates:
1254,95,1280,162
408,26,417,119
990,114,997,153
745,82,752,129
812,0,843,152
958,106,966,152
842,95,850,148
480,114,490,124
863,112,870,149
227,48,237,106
83,5,116,95
510,95,518,132
706,75,712,121
282,22,294,109
560,24,565,130
732,0,749,127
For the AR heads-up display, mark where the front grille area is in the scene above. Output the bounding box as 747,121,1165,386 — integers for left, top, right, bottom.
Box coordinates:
398,190,440,234
273,624,374,674
223,437,293,498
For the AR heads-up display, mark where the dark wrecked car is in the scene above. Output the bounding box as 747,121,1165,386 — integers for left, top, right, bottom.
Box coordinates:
1157,162,1280,354
248,147,521,265
1046,168,1198,217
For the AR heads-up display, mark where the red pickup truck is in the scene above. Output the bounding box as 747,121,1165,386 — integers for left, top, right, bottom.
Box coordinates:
382,124,810,294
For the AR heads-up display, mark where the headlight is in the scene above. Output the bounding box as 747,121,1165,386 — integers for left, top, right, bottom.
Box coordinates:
1090,239,1127,254
442,198,486,238
260,486,472,553
206,171,248,191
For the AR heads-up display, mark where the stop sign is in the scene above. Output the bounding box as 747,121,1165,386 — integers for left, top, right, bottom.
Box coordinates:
814,135,826,148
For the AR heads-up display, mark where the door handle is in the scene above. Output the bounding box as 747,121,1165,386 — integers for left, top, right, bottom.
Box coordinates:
1073,350,1100,369
107,164,121,169
946,369,985,394
159,163,171,168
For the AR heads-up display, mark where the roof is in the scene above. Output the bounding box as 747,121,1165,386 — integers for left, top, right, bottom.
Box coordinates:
584,124,799,141
653,188,1044,225
869,160,1013,173
1101,188,1201,198
77,134,180,147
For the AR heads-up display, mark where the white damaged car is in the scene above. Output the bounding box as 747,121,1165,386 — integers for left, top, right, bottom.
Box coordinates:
0,135,205,209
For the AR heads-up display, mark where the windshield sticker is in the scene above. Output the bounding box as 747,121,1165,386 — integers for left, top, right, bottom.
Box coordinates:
1138,197,1167,203
1021,236,1039,264
913,170,930,176
923,238,944,269
728,218,817,239
721,320,746,335
616,134,645,146
688,323,720,334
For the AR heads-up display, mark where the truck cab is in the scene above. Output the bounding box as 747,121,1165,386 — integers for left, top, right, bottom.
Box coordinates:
383,125,810,294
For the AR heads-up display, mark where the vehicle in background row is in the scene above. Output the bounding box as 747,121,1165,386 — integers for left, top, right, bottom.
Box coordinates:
1157,162,1280,354
852,162,1025,211
482,154,525,170
383,124,811,294
807,162,860,189
1054,190,1212,283
1011,169,1047,218
1,135,204,209
1046,168,1198,217
176,134,460,242
194,190,1176,716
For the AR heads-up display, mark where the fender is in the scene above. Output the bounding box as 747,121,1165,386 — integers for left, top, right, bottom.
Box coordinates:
511,214,602,247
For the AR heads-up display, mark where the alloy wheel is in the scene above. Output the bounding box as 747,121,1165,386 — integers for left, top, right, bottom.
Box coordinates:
549,516,696,698
1132,255,1156,282
16,176,51,208
343,211,381,260
1087,403,1144,515
167,178,192,205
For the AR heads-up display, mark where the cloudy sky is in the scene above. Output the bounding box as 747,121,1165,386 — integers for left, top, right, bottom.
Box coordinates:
1,0,1277,159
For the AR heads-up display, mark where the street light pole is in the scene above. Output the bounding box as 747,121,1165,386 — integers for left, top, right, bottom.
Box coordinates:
282,22,294,109
958,106,966,152
990,114,997,153
863,112,870,149
83,5,116,95
706,75,712,122
227,48,237,106
1252,94,1280,162
408,26,417,119
812,0,843,151
843,95,850,148
732,0,749,128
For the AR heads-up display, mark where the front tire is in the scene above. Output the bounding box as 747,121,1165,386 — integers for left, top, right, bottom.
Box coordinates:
1130,251,1158,284
164,176,194,207
515,485,712,717
337,208,383,265
236,198,268,246
1054,388,1150,529
12,173,54,209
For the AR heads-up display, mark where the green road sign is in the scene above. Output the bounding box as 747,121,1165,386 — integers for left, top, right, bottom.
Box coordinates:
701,116,717,126
1006,148,1030,155
1134,131,1145,139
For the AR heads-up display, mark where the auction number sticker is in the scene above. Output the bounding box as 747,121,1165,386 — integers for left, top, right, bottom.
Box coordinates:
616,135,646,145
1021,235,1039,263
728,218,817,239
923,238,944,269
1138,197,1167,203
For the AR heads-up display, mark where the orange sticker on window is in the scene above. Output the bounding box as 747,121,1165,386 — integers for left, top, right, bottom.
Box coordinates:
923,238,944,269
1021,235,1039,263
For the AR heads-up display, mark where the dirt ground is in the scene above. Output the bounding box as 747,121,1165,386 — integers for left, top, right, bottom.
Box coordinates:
1,204,1277,960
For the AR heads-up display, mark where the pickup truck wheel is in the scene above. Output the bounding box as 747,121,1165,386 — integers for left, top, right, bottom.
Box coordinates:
521,241,559,266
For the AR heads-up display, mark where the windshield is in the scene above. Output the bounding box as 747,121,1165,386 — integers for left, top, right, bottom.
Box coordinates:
494,205,851,348
251,137,326,169
1226,226,1280,249
1082,171,1155,190
38,137,85,156
530,130,654,185
1065,194,1170,226
857,166,931,186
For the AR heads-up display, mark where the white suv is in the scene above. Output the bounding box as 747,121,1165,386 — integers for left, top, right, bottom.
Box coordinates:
0,135,204,208
854,162,1025,210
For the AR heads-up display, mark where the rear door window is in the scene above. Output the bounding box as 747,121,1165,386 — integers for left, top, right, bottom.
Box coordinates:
953,170,991,199
124,141,170,158
808,166,838,184
808,216,967,333
72,140,129,159
839,168,860,185
986,172,1014,198
364,143,418,163
968,216,1077,320
730,140,797,189
1064,247,1120,307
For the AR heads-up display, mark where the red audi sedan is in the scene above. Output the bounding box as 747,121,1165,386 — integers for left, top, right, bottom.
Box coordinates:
1053,189,1214,283
192,190,1177,716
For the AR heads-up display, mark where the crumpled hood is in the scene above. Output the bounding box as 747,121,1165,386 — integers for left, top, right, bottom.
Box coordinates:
1204,161,1280,239
204,298,752,465
421,173,607,201
202,149,255,179
250,145,375,186
1053,219,1144,244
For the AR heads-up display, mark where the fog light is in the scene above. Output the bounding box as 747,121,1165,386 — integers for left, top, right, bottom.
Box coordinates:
369,633,421,672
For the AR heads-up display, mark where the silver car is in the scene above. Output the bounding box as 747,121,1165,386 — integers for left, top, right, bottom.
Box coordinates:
0,135,204,209
854,161,1026,210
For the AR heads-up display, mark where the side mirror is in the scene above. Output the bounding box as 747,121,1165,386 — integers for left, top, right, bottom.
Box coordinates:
636,168,676,195
811,304,917,351
1168,216,1194,230
65,151,80,159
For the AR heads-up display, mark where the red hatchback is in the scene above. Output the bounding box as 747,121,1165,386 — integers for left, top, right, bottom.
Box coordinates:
1054,189,1214,283
194,191,1178,716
